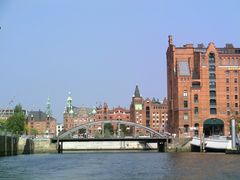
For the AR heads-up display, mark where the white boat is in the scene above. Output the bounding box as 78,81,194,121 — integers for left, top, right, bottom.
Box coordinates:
191,136,232,151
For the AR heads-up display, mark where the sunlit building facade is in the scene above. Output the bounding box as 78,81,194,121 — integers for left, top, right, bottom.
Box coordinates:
167,35,240,137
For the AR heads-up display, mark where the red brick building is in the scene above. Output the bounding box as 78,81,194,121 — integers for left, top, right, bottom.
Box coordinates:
63,92,130,136
130,85,168,133
167,35,240,137
94,103,130,121
27,110,57,137
63,93,94,131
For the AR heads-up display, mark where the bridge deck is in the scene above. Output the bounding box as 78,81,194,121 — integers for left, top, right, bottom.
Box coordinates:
52,138,168,143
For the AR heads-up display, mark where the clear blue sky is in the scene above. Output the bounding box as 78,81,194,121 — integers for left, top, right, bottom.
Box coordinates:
0,0,239,122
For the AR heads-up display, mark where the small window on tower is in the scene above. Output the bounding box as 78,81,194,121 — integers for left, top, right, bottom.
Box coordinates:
183,90,188,97
225,71,230,76
226,87,229,92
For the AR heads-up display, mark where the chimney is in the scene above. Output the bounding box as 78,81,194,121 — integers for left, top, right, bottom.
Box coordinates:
168,35,173,45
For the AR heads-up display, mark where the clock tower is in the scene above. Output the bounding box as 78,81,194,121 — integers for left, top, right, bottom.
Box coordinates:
130,85,144,123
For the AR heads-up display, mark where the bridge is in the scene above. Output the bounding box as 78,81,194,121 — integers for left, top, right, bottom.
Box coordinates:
52,120,170,153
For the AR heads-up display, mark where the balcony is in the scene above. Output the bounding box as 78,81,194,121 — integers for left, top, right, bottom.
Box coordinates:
192,81,201,89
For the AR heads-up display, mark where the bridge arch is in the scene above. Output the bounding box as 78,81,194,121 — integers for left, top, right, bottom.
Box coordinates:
59,120,167,139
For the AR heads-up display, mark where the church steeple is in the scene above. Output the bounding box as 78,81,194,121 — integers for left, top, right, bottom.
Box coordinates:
66,92,73,114
134,85,141,98
46,97,52,117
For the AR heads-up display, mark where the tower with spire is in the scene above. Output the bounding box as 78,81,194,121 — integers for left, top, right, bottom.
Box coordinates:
66,92,74,115
130,85,144,123
46,97,52,117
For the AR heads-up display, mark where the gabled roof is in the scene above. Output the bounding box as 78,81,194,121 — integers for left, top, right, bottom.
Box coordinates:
28,110,48,121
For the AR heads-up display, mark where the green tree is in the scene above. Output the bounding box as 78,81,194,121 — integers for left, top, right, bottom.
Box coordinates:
0,119,7,128
102,123,114,137
6,104,26,134
30,128,38,136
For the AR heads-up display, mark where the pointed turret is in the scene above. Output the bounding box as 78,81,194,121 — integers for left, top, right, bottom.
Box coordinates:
66,92,73,114
46,97,52,117
134,85,141,98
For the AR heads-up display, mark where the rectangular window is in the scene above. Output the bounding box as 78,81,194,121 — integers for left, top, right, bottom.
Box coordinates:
227,95,229,100
183,90,188,97
194,107,199,115
235,87,238,92
235,103,238,107
227,103,230,108
235,95,238,100
184,113,188,121
226,87,229,92
235,78,238,83
226,78,229,83
234,70,238,76
227,111,230,116
194,95,198,103
225,71,230,76
210,108,217,114
184,101,188,108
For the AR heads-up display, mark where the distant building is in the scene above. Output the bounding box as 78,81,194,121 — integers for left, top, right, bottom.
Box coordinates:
63,92,94,131
94,103,130,121
27,110,57,137
27,98,56,137
0,109,27,120
63,92,131,136
130,85,168,133
166,35,240,137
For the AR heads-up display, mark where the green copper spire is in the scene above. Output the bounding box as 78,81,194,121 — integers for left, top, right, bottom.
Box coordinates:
67,92,73,114
46,97,52,117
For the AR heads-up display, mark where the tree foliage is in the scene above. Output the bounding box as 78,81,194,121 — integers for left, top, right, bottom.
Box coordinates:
6,104,26,134
103,123,114,137
104,123,113,134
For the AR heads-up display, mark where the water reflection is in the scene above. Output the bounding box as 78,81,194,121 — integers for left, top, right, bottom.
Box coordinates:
0,152,240,180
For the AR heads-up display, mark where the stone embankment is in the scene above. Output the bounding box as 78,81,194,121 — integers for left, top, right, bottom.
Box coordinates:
1,136,192,156
167,137,192,152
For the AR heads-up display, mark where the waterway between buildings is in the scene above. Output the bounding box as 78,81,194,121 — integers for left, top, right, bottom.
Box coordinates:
0,152,240,180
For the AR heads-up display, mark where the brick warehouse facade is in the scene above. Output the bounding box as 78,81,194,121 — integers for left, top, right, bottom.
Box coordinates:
27,110,57,137
63,92,131,136
167,35,240,137
130,85,168,133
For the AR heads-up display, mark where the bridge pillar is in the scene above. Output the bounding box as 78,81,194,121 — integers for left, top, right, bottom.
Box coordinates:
157,141,166,152
102,123,104,137
86,126,89,138
117,123,121,137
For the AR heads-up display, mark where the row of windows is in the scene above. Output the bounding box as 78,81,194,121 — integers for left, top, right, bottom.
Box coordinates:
226,87,238,92
227,95,238,100
226,78,238,83
226,70,238,76
227,103,238,108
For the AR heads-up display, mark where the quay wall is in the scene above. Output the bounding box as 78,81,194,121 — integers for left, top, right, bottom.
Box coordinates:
18,137,34,154
33,138,56,153
0,137,192,155
0,135,18,156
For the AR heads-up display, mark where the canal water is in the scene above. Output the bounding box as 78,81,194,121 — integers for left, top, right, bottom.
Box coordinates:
0,152,240,180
